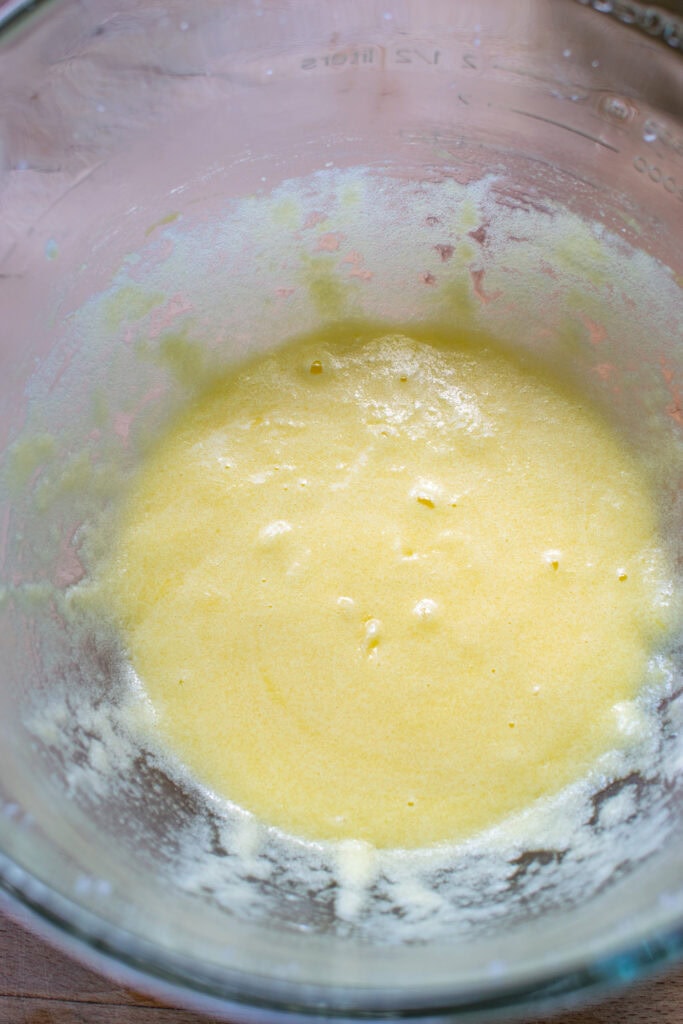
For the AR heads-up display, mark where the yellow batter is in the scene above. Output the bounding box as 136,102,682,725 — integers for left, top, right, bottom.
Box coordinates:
107,327,671,849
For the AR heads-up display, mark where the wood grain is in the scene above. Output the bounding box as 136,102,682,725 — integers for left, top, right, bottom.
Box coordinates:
2,909,683,1024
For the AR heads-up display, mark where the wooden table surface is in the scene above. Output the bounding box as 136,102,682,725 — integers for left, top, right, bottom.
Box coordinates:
2,906,683,1024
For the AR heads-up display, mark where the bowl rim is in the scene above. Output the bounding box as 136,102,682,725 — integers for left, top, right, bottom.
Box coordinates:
2,846,683,1019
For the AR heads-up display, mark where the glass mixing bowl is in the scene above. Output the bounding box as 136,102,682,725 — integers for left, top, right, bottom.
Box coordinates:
2,0,683,1018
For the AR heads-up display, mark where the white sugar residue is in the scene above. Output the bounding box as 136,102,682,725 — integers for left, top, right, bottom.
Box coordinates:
334,840,379,920
613,700,650,741
22,640,681,943
27,691,150,808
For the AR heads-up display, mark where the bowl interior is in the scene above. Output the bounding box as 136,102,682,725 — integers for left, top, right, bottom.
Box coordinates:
1,0,683,1012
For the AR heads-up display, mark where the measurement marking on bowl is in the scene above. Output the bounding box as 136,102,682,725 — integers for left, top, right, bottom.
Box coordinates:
510,109,620,153
299,41,482,74
300,47,379,71
640,116,683,159
632,154,683,203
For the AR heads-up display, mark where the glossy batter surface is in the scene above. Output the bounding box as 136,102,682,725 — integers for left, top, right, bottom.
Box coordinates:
107,329,670,848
